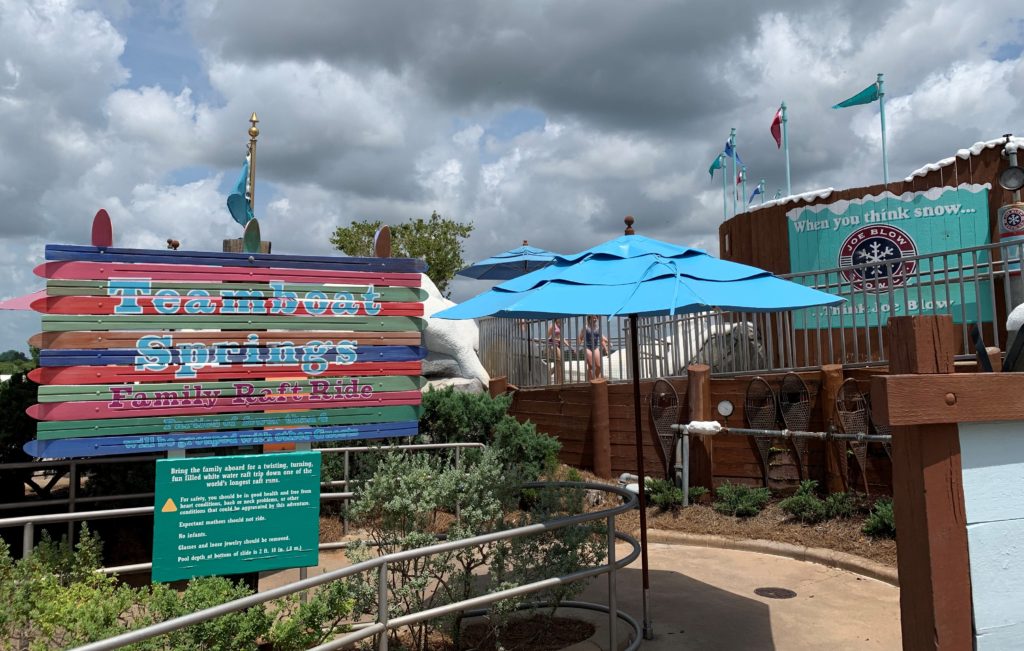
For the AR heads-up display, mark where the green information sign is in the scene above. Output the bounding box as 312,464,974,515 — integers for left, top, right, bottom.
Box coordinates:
787,184,993,328
152,451,320,582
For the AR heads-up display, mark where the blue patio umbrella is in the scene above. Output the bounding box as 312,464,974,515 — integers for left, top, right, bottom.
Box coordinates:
455,240,557,280
435,217,844,639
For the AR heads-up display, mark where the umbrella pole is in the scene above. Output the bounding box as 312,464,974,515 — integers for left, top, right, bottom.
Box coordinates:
629,314,654,639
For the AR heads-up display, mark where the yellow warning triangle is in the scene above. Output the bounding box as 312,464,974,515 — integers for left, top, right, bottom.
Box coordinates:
161,498,178,513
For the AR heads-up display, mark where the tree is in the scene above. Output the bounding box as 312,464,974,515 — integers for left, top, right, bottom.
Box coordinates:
0,349,33,375
330,211,473,296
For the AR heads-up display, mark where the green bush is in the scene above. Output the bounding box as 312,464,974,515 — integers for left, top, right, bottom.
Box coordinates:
148,577,272,651
0,372,37,503
645,478,684,511
419,386,511,445
713,482,771,517
779,481,858,524
863,498,896,538
492,417,561,482
687,486,708,502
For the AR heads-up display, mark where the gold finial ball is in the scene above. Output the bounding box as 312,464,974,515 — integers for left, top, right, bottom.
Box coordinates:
248,125,260,138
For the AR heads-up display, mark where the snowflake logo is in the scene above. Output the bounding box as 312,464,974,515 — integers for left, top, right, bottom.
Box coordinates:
1002,206,1024,234
839,225,917,292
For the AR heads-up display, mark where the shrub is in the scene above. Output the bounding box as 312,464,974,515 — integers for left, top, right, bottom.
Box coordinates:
824,491,856,519
863,498,896,539
492,417,561,482
687,486,709,502
419,386,511,445
779,480,823,523
713,482,771,517
0,372,37,503
147,577,272,651
645,478,684,511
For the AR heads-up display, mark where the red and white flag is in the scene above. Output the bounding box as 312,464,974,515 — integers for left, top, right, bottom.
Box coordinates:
770,107,783,148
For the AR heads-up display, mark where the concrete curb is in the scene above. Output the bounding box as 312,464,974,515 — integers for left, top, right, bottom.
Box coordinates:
646,529,900,587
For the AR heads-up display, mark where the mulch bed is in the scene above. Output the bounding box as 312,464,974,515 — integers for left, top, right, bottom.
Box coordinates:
461,614,595,651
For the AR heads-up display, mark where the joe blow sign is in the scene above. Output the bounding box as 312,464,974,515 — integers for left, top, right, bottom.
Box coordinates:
25,236,428,458
787,184,993,328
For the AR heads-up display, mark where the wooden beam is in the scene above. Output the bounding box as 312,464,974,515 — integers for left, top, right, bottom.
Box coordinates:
879,316,973,651
590,379,612,479
873,373,1024,426
819,364,847,493
686,364,713,490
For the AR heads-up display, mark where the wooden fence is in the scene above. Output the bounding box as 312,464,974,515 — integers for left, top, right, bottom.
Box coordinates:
507,367,894,495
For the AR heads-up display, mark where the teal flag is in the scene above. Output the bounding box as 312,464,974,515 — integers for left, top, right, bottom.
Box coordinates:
832,82,880,109
226,156,253,226
708,155,723,178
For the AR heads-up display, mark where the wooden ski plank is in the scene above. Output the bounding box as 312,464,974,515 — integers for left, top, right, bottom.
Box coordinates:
36,404,421,437
91,210,112,247
31,295,424,317
24,420,419,458
41,314,426,332
29,330,421,350
29,390,422,421
38,345,427,367
44,244,428,273
29,361,422,385
44,280,427,301
35,261,422,286
38,375,425,402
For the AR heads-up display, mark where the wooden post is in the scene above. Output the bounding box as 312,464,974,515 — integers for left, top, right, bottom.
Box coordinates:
590,378,612,479
820,364,847,493
874,315,973,651
488,376,508,398
686,364,713,490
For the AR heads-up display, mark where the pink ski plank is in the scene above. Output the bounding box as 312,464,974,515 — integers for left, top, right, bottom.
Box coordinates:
28,390,423,421
31,295,424,317
34,261,422,286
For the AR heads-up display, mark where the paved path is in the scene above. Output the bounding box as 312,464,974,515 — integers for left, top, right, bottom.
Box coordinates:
261,540,901,650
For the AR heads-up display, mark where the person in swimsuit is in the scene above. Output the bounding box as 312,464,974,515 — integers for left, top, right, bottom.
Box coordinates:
578,315,609,380
547,318,568,383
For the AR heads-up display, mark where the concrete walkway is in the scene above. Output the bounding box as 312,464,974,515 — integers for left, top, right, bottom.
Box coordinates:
261,540,901,650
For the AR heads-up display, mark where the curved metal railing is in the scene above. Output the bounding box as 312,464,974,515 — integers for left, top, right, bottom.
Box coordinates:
71,481,641,651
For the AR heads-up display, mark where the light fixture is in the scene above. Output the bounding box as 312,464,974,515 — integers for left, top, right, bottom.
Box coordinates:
998,166,1024,192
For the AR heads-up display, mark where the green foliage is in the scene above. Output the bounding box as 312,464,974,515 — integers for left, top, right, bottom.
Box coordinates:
687,486,709,502
329,211,473,296
712,482,771,517
268,579,369,651
779,481,858,524
0,371,37,502
863,498,896,539
419,386,511,445
492,417,561,482
147,577,272,651
645,478,684,511
0,348,34,375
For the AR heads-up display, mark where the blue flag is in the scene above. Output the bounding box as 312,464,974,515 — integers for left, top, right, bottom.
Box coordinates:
724,141,743,166
748,185,762,205
226,156,253,226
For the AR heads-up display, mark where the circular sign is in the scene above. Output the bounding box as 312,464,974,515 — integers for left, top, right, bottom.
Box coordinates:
1000,204,1024,235
998,166,1024,192
838,225,918,292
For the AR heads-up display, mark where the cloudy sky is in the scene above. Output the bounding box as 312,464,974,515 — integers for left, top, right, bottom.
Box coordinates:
0,0,1022,352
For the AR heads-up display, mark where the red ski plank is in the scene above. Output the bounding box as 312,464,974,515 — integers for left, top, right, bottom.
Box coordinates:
29,361,422,385
29,330,421,350
91,210,113,247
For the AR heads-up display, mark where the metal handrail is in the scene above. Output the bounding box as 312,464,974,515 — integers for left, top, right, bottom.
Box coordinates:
71,481,641,651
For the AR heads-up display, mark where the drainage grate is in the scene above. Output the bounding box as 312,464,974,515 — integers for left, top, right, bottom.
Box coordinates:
754,587,797,599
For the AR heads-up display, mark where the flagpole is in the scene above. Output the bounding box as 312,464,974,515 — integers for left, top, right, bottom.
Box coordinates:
720,153,728,221
759,178,766,205
741,165,747,210
248,112,259,217
877,74,888,185
781,102,791,196
729,128,737,216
